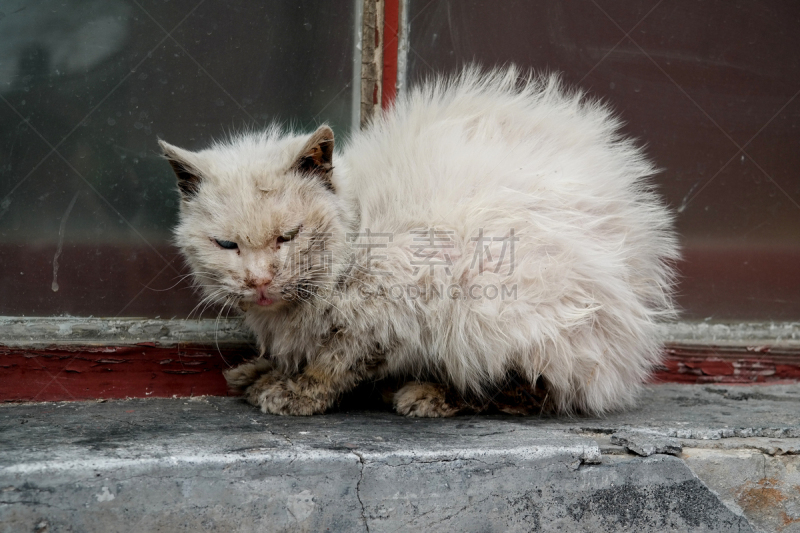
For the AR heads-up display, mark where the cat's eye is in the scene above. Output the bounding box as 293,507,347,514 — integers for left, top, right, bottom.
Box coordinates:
213,238,238,250
277,227,301,244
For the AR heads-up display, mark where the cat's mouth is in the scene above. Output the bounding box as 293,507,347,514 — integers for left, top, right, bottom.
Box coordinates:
252,284,282,308
256,295,275,307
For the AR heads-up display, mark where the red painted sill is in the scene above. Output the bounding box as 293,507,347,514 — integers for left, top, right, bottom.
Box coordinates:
3,340,799,403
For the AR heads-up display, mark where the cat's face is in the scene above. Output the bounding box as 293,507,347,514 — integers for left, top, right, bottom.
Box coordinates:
160,125,348,314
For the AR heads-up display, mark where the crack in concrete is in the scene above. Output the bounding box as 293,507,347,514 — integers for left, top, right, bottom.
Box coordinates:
385,458,495,469
352,451,369,533
0,500,62,508
393,496,492,531
468,429,518,437
580,426,800,441
275,432,293,447
425,504,471,528
704,388,800,403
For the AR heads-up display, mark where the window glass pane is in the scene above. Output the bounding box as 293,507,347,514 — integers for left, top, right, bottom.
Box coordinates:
0,0,356,317
407,0,800,321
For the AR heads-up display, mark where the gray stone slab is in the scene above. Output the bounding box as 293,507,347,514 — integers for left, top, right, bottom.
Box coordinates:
3,383,800,532
610,429,682,457
684,448,800,533
357,453,753,532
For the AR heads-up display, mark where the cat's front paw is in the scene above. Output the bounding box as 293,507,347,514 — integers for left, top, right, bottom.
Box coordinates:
223,358,274,393
244,372,333,416
393,382,463,417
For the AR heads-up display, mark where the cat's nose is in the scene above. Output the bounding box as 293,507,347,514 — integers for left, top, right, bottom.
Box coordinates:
247,273,273,289
253,276,273,288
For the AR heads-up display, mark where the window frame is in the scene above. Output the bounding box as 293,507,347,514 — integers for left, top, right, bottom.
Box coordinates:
2,0,798,403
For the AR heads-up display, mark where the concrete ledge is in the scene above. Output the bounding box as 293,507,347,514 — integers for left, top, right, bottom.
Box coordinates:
2,317,798,348
2,384,800,532
4,319,800,403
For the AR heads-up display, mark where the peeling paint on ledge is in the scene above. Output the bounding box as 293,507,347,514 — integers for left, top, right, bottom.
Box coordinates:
0,344,252,401
1,318,799,402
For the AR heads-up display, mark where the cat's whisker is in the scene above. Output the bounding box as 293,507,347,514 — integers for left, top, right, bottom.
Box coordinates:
295,267,369,290
293,286,322,306
212,294,241,369
186,288,229,320
295,285,345,315
186,291,219,318
147,272,217,293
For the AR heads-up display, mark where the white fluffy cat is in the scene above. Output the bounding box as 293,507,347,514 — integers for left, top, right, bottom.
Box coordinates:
160,67,678,417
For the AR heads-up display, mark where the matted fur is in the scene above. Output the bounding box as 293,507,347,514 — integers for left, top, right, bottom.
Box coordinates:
161,67,679,417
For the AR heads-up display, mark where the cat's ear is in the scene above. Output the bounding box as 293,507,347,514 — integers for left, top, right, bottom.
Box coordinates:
159,140,202,200
292,125,335,191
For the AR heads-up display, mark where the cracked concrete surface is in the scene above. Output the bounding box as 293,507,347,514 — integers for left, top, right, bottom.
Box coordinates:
610,429,683,457
1,384,799,532
353,451,370,532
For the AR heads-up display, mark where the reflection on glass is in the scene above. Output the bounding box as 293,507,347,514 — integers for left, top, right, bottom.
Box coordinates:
0,0,356,316
406,0,800,320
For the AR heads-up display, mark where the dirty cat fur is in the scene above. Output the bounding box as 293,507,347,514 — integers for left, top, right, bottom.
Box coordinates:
160,68,678,417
